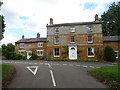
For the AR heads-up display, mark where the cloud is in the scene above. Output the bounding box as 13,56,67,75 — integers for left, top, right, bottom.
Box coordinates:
1,0,119,44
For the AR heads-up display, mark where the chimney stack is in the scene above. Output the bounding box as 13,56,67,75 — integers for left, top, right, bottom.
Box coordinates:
50,18,53,25
95,14,99,21
37,33,40,38
22,35,24,39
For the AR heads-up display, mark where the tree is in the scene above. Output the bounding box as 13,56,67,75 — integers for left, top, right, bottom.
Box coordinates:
0,1,5,40
104,46,116,62
100,2,120,36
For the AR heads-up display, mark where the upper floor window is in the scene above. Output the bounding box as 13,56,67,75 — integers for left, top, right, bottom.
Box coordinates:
70,27,75,32
54,37,60,44
55,28,59,33
20,43,24,48
114,51,119,58
88,35,93,43
38,42,43,47
54,48,60,57
37,50,43,56
87,26,92,31
70,36,75,43
88,47,94,57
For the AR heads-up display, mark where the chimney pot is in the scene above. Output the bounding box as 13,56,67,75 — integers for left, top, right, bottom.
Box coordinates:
50,18,53,25
22,35,24,39
95,14,99,21
37,33,40,38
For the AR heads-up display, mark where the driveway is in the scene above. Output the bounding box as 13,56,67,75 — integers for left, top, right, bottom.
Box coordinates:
1,60,114,88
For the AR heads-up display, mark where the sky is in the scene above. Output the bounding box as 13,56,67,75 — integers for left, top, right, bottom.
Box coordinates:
0,0,119,45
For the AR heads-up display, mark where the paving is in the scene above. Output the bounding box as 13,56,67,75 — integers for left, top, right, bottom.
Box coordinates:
1,60,115,88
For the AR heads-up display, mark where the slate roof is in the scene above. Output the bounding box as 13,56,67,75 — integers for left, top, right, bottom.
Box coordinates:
15,38,47,43
47,21,102,27
103,36,120,42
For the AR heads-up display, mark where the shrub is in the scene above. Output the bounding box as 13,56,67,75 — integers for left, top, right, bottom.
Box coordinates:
104,46,116,62
30,53,38,60
5,52,16,59
15,53,26,60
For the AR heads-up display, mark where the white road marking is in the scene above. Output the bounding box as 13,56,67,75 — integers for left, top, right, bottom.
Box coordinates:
89,66,95,68
50,70,56,87
26,66,38,75
83,65,88,68
48,63,52,69
76,65,80,66
39,63,43,64
63,64,67,66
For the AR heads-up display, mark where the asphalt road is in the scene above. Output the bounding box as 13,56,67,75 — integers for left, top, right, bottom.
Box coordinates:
1,60,115,88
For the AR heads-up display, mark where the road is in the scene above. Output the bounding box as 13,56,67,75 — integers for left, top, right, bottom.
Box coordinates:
1,60,114,88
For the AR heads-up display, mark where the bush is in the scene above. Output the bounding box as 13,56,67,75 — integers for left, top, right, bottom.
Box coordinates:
30,53,38,60
5,52,17,59
5,52,26,60
15,53,26,60
104,46,116,62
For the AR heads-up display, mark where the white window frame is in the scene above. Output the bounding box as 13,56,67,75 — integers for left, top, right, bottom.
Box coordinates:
38,42,43,47
18,50,25,54
55,28,59,33
87,35,93,43
37,50,44,56
87,26,92,31
87,47,94,57
70,27,75,32
70,36,75,43
114,51,119,59
54,37,60,44
54,48,60,57
20,43,24,48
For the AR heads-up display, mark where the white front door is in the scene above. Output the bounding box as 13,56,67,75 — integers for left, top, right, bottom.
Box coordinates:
69,46,77,60
27,51,32,59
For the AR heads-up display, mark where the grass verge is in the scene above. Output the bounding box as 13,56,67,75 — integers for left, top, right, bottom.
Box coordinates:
1,64,16,88
88,65,120,89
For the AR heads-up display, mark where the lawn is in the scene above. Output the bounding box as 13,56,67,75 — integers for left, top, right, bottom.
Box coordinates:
89,65,120,89
0,64,15,87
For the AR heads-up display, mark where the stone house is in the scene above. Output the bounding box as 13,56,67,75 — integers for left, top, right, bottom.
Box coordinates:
15,14,119,60
15,33,47,59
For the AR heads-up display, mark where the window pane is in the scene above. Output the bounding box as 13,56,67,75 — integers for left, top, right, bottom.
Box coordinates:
55,48,60,56
70,36,75,42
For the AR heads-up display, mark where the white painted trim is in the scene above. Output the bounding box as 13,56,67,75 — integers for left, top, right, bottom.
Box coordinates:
37,50,44,56
54,48,60,57
38,42,43,47
114,51,119,58
69,46,77,60
87,47,94,57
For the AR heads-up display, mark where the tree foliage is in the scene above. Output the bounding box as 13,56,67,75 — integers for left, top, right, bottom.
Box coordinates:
100,2,120,36
104,46,116,62
0,1,5,40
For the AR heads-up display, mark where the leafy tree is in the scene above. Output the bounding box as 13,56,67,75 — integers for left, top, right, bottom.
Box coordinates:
104,46,116,62
0,1,5,40
2,44,6,56
100,2,120,36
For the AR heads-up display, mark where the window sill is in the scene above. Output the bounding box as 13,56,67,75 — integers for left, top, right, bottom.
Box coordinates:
88,56,94,57
70,42,75,43
54,56,60,57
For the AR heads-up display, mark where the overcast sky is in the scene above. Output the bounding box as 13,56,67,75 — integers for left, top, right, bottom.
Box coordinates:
0,0,119,45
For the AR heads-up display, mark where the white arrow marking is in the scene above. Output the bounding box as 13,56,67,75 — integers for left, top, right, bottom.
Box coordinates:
26,66,38,75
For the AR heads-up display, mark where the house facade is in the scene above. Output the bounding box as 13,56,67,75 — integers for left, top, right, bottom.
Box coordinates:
15,14,119,60
15,33,47,59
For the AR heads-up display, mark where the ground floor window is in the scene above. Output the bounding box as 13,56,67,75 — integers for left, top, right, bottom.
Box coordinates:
88,47,94,57
114,51,119,58
54,48,60,57
37,50,43,56
19,50,25,54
